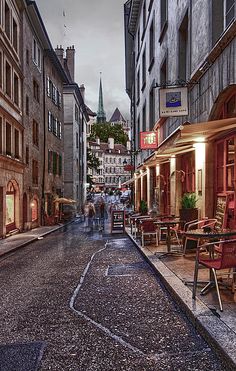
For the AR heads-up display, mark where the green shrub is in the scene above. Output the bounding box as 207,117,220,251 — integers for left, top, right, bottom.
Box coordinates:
181,193,198,209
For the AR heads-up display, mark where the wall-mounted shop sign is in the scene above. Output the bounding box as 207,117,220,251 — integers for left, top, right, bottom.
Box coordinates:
159,86,188,117
140,131,158,149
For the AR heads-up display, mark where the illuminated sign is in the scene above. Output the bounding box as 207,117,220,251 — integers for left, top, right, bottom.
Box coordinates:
140,131,158,149
159,86,188,117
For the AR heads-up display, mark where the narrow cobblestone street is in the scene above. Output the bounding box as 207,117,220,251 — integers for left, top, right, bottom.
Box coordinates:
0,222,227,370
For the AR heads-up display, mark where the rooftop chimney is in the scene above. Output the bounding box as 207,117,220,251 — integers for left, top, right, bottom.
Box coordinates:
80,84,85,100
55,45,64,65
108,137,114,150
66,45,75,82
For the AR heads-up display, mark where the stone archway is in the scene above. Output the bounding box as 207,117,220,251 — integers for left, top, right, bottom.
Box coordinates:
209,84,236,120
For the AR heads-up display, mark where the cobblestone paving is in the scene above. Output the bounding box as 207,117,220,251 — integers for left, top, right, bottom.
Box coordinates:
0,222,227,370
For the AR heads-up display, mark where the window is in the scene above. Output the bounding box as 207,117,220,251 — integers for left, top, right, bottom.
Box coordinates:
142,0,146,34
52,117,57,136
6,122,11,155
160,0,167,31
33,80,39,102
142,48,146,90
5,60,11,97
59,154,62,176
137,69,140,103
13,73,19,105
149,87,155,129
58,121,61,139
26,95,29,115
12,18,18,52
32,159,38,185
0,116,2,153
53,152,57,175
33,120,39,147
48,111,52,131
149,19,155,69
137,28,140,53
26,146,29,165
75,104,79,121
76,132,79,148
5,1,10,39
26,49,29,65
225,0,235,28
142,102,146,132
178,12,189,82
32,38,41,70
0,50,2,89
160,56,167,86
48,150,53,173
14,128,19,159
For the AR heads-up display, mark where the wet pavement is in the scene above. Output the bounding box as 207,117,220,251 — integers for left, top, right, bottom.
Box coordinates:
0,220,229,370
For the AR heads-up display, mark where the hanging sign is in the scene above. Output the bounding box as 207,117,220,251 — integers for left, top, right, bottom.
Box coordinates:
159,86,188,117
140,131,158,149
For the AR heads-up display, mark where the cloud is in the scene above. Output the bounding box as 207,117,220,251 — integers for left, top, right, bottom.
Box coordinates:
36,0,130,120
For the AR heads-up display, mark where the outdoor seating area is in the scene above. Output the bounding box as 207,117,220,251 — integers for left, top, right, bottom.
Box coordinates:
126,213,236,318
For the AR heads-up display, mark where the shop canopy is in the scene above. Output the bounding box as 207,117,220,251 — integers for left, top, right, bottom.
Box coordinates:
53,197,76,204
144,117,236,166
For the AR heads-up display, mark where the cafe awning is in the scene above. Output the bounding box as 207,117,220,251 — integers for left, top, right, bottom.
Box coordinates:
53,197,76,204
155,117,236,158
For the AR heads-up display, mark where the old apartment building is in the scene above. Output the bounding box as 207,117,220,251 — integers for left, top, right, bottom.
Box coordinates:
125,0,236,227
0,0,88,238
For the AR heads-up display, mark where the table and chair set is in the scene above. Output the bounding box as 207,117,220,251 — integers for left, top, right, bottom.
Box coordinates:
128,213,236,311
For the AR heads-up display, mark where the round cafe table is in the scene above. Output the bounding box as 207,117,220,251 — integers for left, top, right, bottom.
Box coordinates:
154,219,181,255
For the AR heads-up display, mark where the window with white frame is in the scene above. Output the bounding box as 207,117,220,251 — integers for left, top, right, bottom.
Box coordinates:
32,38,41,71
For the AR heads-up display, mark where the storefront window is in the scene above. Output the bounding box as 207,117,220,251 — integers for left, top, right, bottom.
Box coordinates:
6,182,15,227
31,198,38,221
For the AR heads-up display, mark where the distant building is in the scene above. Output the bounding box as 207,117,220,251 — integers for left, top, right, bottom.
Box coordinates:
55,46,89,213
109,107,130,136
88,138,131,191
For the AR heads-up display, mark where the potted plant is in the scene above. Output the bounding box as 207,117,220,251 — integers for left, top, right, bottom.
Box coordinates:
179,192,198,223
139,199,148,215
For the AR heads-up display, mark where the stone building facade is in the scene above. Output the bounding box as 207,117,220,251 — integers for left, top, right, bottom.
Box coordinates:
0,0,24,237
88,138,131,191
125,0,236,225
55,46,89,214
23,1,68,229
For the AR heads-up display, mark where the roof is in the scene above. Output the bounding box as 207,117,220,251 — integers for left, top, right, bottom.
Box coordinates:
109,108,126,123
86,105,97,117
89,141,130,155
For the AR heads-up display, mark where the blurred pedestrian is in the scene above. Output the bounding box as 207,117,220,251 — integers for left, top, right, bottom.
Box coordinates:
84,201,95,231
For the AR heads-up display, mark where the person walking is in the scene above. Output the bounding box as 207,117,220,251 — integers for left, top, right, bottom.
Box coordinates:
84,201,95,231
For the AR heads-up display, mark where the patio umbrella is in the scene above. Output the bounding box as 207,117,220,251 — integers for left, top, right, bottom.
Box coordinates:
53,197,76,204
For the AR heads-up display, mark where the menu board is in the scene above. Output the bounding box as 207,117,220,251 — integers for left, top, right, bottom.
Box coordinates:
111,210,125,233
215,194,228,230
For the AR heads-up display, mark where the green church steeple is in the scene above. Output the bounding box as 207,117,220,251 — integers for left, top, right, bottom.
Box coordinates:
97,73,106,123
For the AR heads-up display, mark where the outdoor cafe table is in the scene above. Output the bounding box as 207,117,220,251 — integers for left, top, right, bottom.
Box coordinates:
154,219,181,256
184,228,236,297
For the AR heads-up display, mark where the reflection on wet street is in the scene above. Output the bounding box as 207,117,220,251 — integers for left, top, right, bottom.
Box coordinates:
0,221,227,370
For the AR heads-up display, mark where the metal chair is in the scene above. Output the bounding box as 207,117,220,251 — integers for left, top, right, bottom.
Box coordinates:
183,218,217,255
193,239,236,311
140,220,158,248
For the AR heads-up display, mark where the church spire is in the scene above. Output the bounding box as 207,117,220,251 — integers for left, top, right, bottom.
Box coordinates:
97,73,106,123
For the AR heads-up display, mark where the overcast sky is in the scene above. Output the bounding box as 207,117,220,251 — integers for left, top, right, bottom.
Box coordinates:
36,0,130,121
